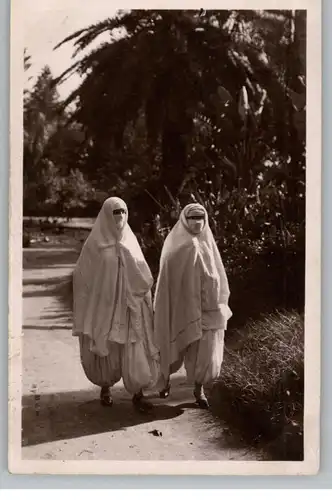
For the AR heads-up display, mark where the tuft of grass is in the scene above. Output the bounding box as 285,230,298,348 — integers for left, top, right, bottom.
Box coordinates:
212,311,304,460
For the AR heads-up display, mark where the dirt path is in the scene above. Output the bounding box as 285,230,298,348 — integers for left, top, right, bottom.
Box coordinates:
22,247,262,461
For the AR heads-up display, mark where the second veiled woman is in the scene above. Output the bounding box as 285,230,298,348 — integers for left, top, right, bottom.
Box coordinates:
153,203,232,408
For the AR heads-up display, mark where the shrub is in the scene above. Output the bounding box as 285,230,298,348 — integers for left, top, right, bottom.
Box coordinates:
211,311,304,460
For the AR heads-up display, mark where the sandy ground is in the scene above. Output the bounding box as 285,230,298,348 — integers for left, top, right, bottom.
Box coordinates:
22,246,263,461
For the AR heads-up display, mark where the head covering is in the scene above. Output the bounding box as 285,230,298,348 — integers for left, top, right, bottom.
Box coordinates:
185,204,205,218
73,197,153,356
153,203,232,383
84,196,128,249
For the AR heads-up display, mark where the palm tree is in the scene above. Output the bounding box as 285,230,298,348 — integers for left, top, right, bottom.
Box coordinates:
55,9,305,206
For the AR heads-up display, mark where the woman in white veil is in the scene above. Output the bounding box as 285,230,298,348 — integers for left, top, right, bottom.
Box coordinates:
154,203,232,409
73,197,159,412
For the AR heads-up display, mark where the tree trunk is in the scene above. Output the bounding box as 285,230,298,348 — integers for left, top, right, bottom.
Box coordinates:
160,120,188,202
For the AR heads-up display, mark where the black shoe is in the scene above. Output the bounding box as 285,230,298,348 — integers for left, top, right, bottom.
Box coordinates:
132,392,154,413
194,384,209,410
100,387,113,407
159,381,171,399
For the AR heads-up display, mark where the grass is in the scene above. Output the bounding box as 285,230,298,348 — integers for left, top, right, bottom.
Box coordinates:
212,311,304,460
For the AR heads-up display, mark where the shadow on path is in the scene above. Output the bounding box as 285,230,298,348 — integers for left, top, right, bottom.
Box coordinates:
22,388,184,447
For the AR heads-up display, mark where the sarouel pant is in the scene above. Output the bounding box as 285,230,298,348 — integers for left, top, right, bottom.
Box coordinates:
79,334,159,395
170,329,225,385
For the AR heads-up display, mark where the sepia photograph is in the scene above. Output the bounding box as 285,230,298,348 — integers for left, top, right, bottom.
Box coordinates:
8,0,321,475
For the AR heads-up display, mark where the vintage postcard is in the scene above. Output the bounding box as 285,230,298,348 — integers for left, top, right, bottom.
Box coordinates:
8,0,321,475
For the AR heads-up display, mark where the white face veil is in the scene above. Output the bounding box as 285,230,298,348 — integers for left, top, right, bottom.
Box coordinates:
73,197,153,356
184,204,206,234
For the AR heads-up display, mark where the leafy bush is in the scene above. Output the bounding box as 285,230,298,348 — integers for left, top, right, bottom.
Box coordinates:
211,311,304,460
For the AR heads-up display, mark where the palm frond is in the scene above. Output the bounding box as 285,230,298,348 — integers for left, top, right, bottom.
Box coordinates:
53,27,90,51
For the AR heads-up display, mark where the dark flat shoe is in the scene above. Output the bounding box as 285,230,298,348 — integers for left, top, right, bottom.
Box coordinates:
159,381,171,399
195,396,209,409
193,388,209,410
132,394,154,413
100,388,113,407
